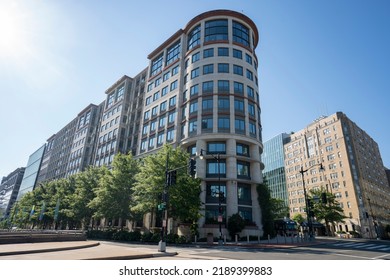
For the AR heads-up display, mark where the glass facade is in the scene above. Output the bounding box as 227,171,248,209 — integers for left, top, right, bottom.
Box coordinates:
262,133,290,206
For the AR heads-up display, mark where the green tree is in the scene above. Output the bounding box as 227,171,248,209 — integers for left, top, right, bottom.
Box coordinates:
227,213,246,239
89,153,138,229
257,179,275,237
132,145,201,227
309,188,346,236
70,166,105,230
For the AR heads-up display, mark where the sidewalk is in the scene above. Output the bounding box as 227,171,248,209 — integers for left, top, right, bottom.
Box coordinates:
0,241,177,260
0,236,333,260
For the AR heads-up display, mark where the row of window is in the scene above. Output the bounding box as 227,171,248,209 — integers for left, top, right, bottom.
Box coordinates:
106,85,125,109
185,63,257,85
188,19,252,50
186,47,257,70
183,117,257,137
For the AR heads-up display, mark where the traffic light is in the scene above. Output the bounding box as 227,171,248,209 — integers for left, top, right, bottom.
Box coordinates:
307,199,314,208
321,192,327,204
158,202,166,211
169,170,177,186
188,158,196,177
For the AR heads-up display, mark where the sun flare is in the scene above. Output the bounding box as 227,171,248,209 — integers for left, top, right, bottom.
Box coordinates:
0,1,29,59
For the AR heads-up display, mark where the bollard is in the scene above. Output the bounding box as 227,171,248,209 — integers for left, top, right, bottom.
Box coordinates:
268,234,270,244
235,234,238,244
194,235,197,244
247,234,250,243
224,235,226,244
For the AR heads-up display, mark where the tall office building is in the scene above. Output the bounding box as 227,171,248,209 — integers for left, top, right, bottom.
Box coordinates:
284,112,390,238
262,133,290,207
139,10,263,237
0,168,25,220
67,104,102,176
93,71,147,167
17,144,46,200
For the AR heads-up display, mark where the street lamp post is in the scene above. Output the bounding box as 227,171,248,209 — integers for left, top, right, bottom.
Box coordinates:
200,149,223,245
299,163,324,240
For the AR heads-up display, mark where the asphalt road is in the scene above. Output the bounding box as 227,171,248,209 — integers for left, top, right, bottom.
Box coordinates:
143,239,390,260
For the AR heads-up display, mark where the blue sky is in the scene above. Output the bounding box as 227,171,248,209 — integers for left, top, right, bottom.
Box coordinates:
1,0,389,178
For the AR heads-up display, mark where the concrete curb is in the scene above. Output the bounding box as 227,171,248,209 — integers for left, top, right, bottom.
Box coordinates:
0,241,100,257
84,252,178,260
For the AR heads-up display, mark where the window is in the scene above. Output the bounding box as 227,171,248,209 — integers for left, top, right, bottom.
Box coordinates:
187,25,201,50
218,97,230,110
205,205,226,224
189,119,197,134
235,118,245,133
206,159,226,178
205,19,228,42
151,106,158,117
144,110,150,120
150,120,156,132
189,100,198,114
149,136,155,148
218,47,229,56
154,77,161,87
218,63,229,73
191,67,200,79
192,52,200,63
247,86,254,98
202,98,213,111
238,184,251,205
169,96,177,107
207,142,226,154
166,129,174,142
140,139,147,151
170,80,178,91
190,84,199,96
117,85,124,101
218,117,230,131
145,96,151,106
206,183,227,203
248,103,255,116
234,82,244,94
237,161,250,179
233,49,242,59
202,118,213,130
233,65,243,75
203,48,214,58
238,207,252,222
203,64,214,74
202,81,213,93
236,143,250,156
153,92,159,101
161,86,168,96
150,53,163,76
142,125,148,135
233,21,250,47
166,40,180,66
172,65,179,75
163,72,170,81
246,69,253,80
218,80,229,92
249,121,256,136
107,92,115,108
234,98,244,112
168,111,176,123
157,132,164,146
159,115,166,128
160,101,167,112
245,53,253,65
